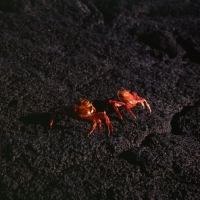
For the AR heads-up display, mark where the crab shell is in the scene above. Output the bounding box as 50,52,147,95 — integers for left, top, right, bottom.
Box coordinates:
70,98,96,117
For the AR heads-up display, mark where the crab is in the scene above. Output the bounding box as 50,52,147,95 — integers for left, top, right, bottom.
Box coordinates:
50,98,113,136
108,88,151,120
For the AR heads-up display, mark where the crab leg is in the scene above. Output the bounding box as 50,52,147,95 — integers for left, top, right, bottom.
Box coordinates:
50,107,68,128
131,92,151,113
97,119,102,132
108,100,125,120
144,100,151,113
87,121,97,136
137,99,151,113
124,105,137,119
103,112,113,136
82,112,113,136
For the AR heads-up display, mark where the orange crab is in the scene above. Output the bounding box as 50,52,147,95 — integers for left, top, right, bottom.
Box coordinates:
108,89,151,120
50,98,113,136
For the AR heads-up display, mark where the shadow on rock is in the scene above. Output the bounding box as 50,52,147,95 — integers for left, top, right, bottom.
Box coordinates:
171,100,200,139
92,99,111,113
19,113,75,135
93,99,121,117
19,112,50,127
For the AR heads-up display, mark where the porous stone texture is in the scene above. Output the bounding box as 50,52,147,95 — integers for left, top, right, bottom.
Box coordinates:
0,0,200,199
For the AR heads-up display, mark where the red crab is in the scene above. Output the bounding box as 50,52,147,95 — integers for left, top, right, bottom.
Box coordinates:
50,98,113,136
108,88,151,120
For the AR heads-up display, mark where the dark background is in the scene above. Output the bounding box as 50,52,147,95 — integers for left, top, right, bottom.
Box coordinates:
0,0,200,199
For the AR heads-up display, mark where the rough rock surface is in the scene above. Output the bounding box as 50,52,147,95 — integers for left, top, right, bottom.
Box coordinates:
0,0,200,199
